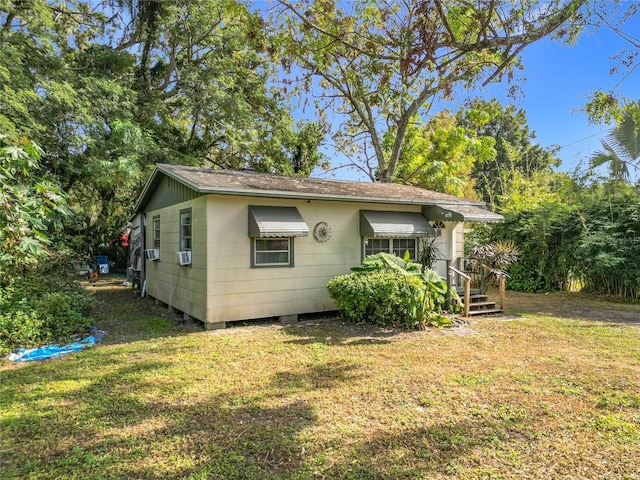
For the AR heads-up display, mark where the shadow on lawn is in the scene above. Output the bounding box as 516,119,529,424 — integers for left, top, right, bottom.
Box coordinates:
1,356,352,478
2,317,562,480
1,355,312,478
87,277,204,347
6,279,640,477
271,359,362,393
281,318,408,348
90,279,403,350
1,349,526,480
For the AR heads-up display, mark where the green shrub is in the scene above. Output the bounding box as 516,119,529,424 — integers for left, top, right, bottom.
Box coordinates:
0,271,93,354
0,302,45,349
328,270,425,328
505,260,550,293
328,252,458,329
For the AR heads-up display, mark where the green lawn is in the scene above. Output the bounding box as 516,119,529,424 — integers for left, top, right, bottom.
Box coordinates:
1,280,639,479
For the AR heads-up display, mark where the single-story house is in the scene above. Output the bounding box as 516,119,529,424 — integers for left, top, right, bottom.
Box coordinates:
132,164,503,329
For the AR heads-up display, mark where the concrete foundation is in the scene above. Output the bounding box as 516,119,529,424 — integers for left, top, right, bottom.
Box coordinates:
278,314,298,325
205,321,226,330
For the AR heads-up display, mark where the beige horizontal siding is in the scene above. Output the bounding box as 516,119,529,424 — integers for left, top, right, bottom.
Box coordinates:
206,293,337,323
145,196,207,321
144,192,466,325
204,196,433,323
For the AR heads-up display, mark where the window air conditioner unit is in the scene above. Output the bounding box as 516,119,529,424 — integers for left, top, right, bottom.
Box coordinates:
145,249,160,261
177,251,192,266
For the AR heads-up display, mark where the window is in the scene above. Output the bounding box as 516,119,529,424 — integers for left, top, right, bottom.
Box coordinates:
253,238,293,267
152,216,160,249
364,238,417,260
247,205,307,268
180,209,192,251
432,221,445,237
392,238,417,259
365,238,390,257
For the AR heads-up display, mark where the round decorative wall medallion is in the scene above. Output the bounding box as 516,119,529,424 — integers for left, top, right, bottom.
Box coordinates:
313,222,332,242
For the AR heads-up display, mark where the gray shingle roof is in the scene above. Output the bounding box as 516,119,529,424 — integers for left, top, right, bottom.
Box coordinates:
135,164,490,212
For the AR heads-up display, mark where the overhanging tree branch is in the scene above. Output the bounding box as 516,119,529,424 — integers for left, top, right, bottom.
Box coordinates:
272,0,589,182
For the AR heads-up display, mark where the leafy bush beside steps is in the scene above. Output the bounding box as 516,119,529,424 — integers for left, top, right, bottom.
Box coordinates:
327,252,457,329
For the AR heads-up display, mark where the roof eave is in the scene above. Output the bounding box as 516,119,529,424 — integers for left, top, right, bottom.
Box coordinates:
134,164,207,212
193,185,486,207
134,164,489,212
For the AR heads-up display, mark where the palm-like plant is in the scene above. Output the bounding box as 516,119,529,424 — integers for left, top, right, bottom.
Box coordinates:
470,239,521,277
590,101,640,182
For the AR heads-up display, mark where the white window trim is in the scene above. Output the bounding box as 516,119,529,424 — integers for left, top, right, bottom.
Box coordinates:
152,216,161,249
180,208,192,251
363,237,418,260
252,237,294,268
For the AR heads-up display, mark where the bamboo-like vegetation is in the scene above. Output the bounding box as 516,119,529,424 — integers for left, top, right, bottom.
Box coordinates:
492,184,640,300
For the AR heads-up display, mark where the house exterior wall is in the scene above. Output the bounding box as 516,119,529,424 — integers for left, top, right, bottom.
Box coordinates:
142,191,467,326
202,194,464,324
455,223,465,261
144,196,207,322
146,175,204,211
430,221,463,278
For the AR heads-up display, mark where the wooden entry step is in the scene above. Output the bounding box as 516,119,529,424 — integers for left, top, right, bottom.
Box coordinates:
465,294,503,316
457,288,483,297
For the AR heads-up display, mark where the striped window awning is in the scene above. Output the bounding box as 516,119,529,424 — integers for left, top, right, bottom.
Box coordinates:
422,204,504,223
248,206,309,238
360,210,435,238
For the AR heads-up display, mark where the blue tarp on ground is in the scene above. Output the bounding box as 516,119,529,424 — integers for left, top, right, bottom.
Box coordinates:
8,327,105,362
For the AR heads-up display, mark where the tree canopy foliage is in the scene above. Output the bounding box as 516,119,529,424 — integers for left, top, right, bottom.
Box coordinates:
458,99,561,208
270,0,588,182
0,136,70,275
1,0,638,305
589,100,640,182
581,2,639,125
489,178,640,299
461,100,640,300
390,111,495,198
1,0,324,261
467,101,640,300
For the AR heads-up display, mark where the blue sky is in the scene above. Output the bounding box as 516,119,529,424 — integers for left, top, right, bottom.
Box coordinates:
309,16,640,181
481,22,640,178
